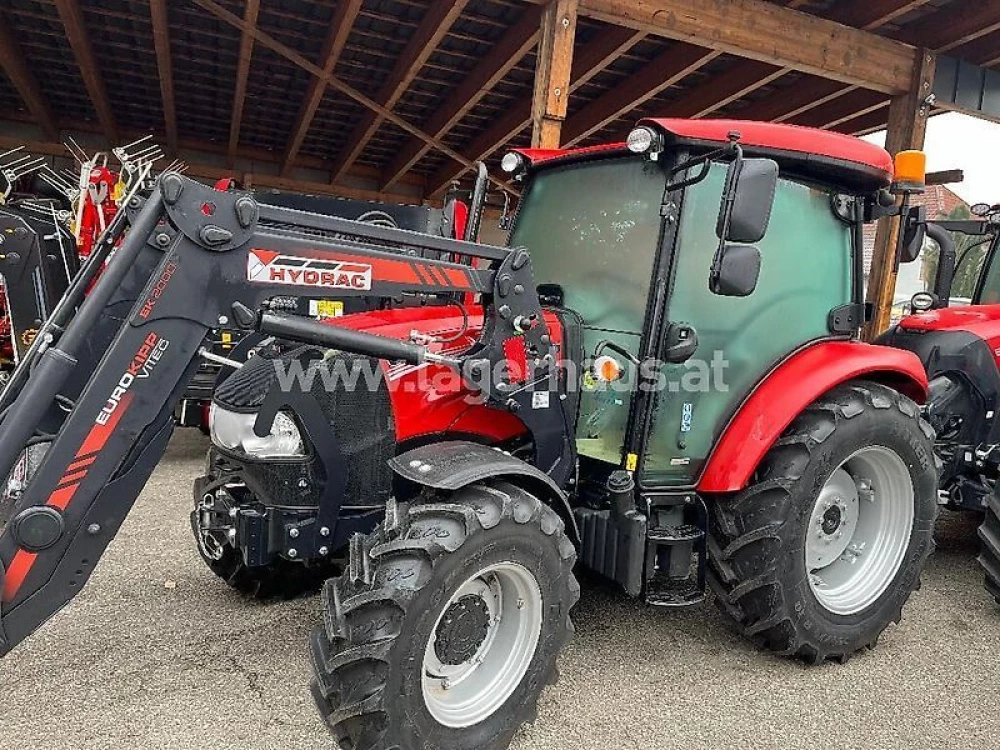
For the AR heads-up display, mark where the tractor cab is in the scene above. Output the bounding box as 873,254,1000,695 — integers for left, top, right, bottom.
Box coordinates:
503,119,891,488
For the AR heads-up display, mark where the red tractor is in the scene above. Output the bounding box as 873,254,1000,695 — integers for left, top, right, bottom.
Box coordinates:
877,203,1000,600
1,119,937,750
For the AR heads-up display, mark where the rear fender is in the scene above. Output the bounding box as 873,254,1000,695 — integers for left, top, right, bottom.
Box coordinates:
697,340,928,493
390,440,580,543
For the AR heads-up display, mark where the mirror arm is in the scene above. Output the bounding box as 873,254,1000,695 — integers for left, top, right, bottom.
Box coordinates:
666,143,736,192
890,193,914,271
709,144,745,288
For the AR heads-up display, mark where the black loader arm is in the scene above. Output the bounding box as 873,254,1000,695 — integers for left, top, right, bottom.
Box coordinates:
0,174,574,655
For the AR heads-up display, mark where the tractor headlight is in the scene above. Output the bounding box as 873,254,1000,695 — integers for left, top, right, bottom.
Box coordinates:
500,152,526,174
209,403,304,459
626,125,663,158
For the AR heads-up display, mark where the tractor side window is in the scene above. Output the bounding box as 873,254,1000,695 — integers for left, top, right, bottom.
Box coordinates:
974,235,1000,304
643,163,853,484
509,157,664,465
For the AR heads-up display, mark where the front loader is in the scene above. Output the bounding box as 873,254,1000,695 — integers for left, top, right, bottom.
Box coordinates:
0,119,939,750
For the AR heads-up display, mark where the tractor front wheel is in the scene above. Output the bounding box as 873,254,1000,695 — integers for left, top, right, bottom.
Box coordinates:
708,381,938,663
977,494,1000,604
310,481,579,750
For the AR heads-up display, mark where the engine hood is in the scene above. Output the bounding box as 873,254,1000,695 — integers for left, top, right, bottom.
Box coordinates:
322,305,485,350
898,304,1000,341
215,303,560,445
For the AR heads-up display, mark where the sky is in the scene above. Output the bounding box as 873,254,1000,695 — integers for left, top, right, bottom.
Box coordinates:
863,112,1000,206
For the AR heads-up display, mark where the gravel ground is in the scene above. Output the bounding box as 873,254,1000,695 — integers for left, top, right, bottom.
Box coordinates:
2,429,999,750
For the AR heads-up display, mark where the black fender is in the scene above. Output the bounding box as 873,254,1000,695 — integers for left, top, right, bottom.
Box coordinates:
389,440,580,543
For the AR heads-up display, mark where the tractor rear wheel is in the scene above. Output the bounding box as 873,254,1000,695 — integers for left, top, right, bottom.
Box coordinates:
310,481,578,750
977,494,1000,604
707,381,938,663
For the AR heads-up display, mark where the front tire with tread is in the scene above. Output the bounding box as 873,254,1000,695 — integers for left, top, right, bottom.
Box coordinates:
310,480,579,750
977,493,1000,604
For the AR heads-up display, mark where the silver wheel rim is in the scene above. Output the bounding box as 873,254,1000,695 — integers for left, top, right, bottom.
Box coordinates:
422,562,542,728
805,445,914,616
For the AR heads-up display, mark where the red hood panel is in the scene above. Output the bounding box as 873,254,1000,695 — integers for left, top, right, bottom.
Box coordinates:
898,304,1000,340
318,306,562,444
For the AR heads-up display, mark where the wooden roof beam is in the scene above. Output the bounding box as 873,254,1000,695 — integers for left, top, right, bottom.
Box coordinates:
894,1,1000,53
424,24,651,196
280,0,362,176
825,0,934,31
328,0,470,184
567,24,646,91
149,0,177,153
227,0,260,168
944,30,1000,69
379,4,545,191
574,0,918,94
740,77,857,122
831,106,891,136
790,89,888,130
531,0,580,149
52,0,118,143
190,0,516,197
561,43,721,146
658,61,790,120
0,17,58,140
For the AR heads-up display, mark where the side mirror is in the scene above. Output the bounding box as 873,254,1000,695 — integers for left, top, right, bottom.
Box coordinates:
464,161,489,241
717,157,779,243
910,291,938,312
711,244,761,297
898,204,926,264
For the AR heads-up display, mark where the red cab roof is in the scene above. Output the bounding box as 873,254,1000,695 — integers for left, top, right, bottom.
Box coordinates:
513,119,894,192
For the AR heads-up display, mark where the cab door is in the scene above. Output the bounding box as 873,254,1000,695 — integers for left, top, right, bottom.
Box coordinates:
642,163,855,485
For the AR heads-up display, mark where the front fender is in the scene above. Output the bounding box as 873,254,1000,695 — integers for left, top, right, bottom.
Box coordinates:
697,340,928,493
390,440,580,543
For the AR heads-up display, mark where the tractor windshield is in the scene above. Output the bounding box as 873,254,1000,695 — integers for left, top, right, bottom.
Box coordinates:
509,156,665,332
509,156,665,464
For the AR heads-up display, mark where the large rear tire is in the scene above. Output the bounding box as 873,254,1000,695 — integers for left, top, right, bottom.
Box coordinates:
708,381,938,663
310,481,578,750
977,494,1000,604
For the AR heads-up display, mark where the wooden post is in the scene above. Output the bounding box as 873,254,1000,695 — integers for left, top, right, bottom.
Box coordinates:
531,0,579,149
863,49,936,341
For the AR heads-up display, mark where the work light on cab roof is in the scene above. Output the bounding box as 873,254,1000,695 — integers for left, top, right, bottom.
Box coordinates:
625,125,663,158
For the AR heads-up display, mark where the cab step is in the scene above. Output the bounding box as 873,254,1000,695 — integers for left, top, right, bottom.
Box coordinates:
645,573,705,607
647,523,703,544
